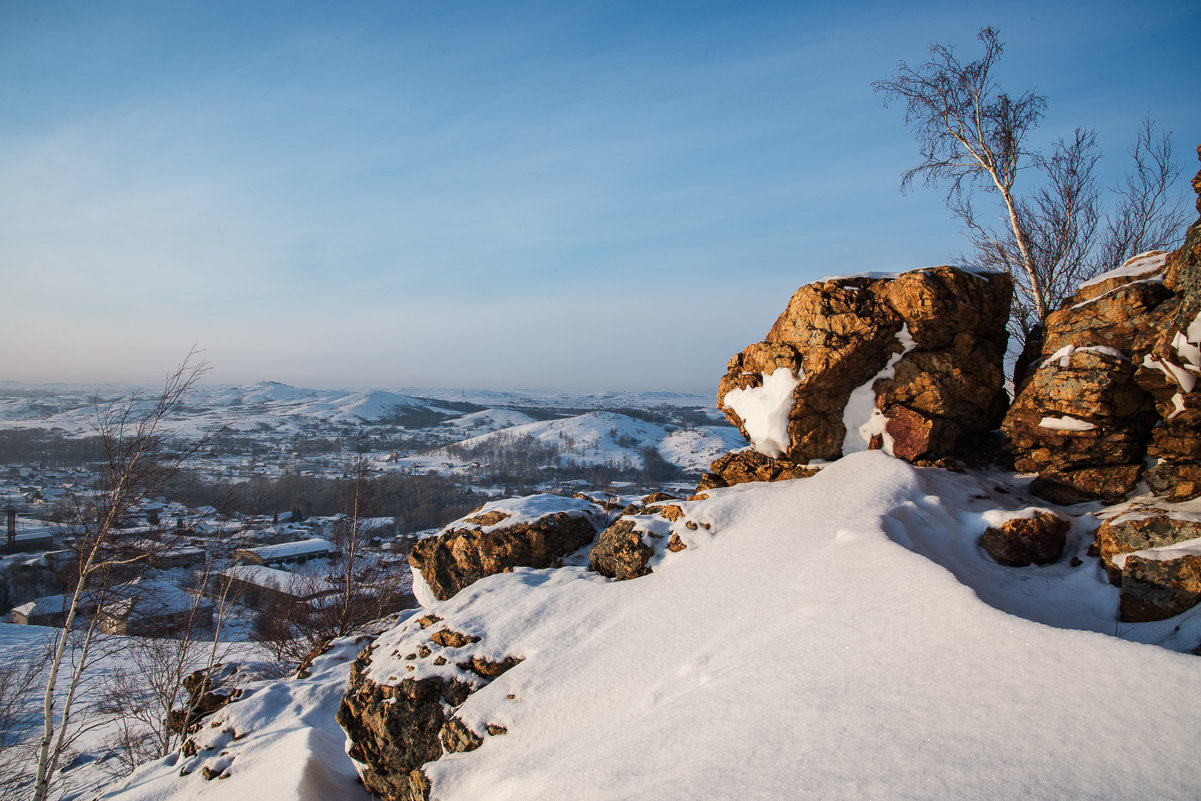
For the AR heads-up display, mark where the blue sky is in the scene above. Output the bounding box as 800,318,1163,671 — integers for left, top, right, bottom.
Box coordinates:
2,0,1197,393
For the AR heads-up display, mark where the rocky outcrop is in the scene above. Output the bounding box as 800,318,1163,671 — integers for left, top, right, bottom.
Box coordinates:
589,496,710,580
337,613,522,801
717,266,1012,468
1005,146,1201,503
168,661,280,735
1092,509,1201,622
978,510,1068,567
694,449,820,492
408,495,604,602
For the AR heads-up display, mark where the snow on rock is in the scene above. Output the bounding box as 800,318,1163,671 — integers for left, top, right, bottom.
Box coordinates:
841,324,914,454
408,494,606,602
719,266,1011,466
1077,250,1168,291
340,453,1201,801
719,368,800,458
1037,415,1097,432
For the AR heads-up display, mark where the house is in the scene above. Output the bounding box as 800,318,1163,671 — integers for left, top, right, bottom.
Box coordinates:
234,538,334,567
96,580,213,636
11,591,101,627
212,565,335,611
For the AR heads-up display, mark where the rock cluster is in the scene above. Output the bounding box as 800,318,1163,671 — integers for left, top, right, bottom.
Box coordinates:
337,612,524,801
589,492,709,580
1094,509,1201,622
408,495,605,602
1003,147,1201,504
694,450,820,492
168,661,280,735
717,266,1012,467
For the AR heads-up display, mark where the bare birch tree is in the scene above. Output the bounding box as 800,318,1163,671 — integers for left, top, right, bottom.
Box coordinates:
874,28,1189,347
30,352,216,801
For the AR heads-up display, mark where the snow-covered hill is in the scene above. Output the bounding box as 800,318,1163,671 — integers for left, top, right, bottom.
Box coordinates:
0,382,717,439
96,453,1201,801
398,410,746,474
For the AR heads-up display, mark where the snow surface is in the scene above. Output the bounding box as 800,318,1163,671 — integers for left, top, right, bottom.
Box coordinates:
353,453,1201,801
720,369,799,458
86,454,1201,801
97,634,378,801
432,493,603,537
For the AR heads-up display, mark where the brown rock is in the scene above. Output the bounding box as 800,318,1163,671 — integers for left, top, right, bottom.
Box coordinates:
1095,512,1201,586
409,501,602,601
697,450,820,491
1040,277,1171,357
588,519,654,581
654,504,686,522
978,511,1069,567
440,717,483,754
718,266,1011,466
430,628,480,649
1028,465,1143,505
463,509,510,527
1120,554,1201,622
459,655,523,678
667,533,687,552
337,650,473,801
1144,462,1201,502
1002,349,1156,478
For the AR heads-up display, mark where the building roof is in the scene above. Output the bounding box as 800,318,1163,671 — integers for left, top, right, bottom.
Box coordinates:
218,564,335,598
244,538,333,562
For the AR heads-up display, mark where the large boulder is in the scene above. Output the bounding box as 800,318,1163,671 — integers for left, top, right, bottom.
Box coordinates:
717,266,1012,467
1120,554,1201,623
408,495,604,602
1005,145,1201,503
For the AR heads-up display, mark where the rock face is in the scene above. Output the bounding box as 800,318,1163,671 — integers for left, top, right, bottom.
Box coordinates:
589,495,710,581
717,266,1012,467
337,614,522,801
1092,509,1201,622
1004,146,1201,503
694,449,820,492
978,510,1069,567
408,495,605,602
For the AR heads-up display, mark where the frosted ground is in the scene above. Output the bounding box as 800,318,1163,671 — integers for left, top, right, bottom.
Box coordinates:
94,452,1201,801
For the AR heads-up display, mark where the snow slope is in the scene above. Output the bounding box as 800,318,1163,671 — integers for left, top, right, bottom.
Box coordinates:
400,410,745,473
100,452,1201,801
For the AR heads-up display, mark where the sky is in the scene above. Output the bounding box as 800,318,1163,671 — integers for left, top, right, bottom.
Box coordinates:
1,0,1198,394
